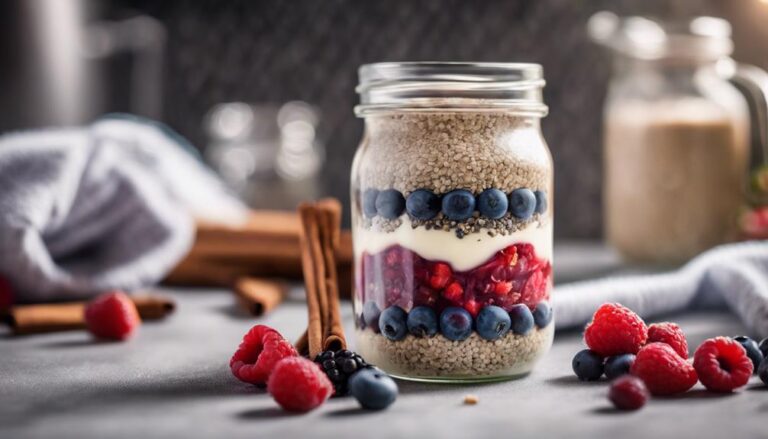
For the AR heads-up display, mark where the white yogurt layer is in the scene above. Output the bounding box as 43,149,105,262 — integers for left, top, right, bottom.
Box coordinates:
353,217,552,271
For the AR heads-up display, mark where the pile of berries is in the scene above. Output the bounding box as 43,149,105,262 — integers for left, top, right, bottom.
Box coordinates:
359,243,552,327
361,187,547,222
571,303,767,411
229,324,397,412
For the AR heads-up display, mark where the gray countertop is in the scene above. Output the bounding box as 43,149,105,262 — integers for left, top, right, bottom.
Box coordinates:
1,243,766,439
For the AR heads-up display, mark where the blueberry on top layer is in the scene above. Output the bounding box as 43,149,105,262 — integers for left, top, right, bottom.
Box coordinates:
406,189,441,220
375,189,406,219
508,188,536,219
406,306,438,337
362,189,379,218
378,306,408,341
509,303,534,335
441,189,476,221
476,188,509,220
534,190,548,214
476,305,512,340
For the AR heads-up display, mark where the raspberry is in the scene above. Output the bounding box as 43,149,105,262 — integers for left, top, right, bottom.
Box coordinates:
429,263,452,290
693,337,753,392
584,303,648,356
84,291,141,340
647,322,688,358
230,325,297,385
442,281,464,303
608,375,649,411
463,299,481,318
630,342,697,395
268,357,333,412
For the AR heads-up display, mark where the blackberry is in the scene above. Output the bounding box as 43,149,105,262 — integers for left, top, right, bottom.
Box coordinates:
314,349,370,396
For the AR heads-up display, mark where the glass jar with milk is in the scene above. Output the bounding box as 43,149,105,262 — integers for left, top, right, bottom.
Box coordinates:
590,14,768,265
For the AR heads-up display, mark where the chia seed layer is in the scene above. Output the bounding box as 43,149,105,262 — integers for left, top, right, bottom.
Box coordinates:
363,211,547,238
357,112,550,195
356,324,554,379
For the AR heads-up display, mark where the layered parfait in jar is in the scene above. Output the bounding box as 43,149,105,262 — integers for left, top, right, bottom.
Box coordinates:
351,63,554,382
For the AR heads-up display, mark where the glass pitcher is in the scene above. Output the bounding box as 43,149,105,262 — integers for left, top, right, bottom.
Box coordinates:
589,14,768,265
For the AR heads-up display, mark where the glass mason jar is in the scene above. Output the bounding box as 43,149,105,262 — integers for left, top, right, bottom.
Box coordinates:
591,14,768,265
350,62,554,382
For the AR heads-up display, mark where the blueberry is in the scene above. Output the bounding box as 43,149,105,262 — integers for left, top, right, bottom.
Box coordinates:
406,189,441,220
758,337,768,359
534,190,548,214
362,301,382,333
375,189,406,219
476,188,508,219
476,305,512,340
349,367,398,410
532,302,553,328
604,354,636,380
439,307,473,341
406,306,438,337
572,349,604,381
759,358,768,386
509,304,534,335
508,188,536,219
734,336,763,372
441,189,476,221
362,188,379,218
378,306,408,341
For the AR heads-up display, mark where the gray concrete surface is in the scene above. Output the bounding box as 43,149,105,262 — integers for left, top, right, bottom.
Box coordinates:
1,244,766,439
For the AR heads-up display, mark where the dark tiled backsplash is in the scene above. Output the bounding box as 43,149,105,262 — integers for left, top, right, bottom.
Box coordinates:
124,0,767,238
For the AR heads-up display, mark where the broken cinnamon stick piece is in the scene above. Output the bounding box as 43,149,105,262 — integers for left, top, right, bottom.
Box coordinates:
3,294,175,335
233,277,286,316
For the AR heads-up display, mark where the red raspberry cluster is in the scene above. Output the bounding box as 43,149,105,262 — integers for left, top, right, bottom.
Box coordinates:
229,324,332,412
577,303,755,411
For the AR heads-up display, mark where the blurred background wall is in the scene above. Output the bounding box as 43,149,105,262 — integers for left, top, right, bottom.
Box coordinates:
2,0,768,238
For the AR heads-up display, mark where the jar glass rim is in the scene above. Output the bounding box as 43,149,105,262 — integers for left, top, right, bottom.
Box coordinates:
355,62,548,117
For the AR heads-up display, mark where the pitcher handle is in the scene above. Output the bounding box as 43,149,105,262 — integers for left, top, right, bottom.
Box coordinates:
719,58,768,166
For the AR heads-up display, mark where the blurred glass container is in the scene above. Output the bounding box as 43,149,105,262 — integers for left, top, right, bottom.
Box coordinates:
590,13,768,265
204,101,324,209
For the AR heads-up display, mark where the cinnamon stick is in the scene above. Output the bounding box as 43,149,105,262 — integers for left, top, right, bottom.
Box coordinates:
233,277,286,316
295,199,347,358
298,204,326,358
3,294,175,335
317,199,346,352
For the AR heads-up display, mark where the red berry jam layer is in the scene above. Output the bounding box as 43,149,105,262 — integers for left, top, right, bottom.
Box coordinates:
357,243,551,318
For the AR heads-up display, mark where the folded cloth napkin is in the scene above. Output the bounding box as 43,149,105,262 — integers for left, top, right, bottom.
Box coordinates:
0,115,248,302
553,239,768,338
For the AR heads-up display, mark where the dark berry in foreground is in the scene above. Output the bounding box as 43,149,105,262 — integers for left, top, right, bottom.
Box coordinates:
376,189,406,219
604,354,635,380
476,305,511,340
509,304,534,335
508,188,536,219
362,189,379,218
759,358,768,386
349,367,398,410
477,188,508,219
314,350,370,396
407,306,438,337
759,337,768,358
379,306,408,341
440,307,473,341
362,301,382,332
608,375,649,411
442,189,476,221
406,189,441,220
534,190,548,214
533,302,553,328
734,335,763,373
572,349,604,381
